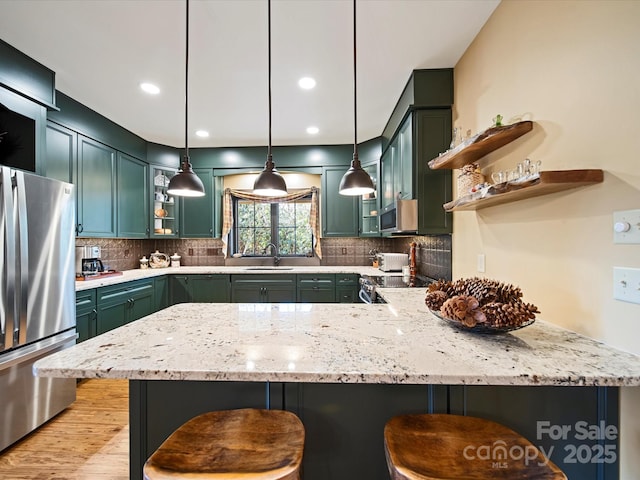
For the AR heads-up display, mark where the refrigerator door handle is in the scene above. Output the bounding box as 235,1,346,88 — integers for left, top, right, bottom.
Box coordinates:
0,329,78,372
0,166,17,352
13,170,29,346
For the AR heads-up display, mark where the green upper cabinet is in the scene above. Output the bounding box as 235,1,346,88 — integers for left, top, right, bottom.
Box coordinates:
397,115,413,200
378,69,453,235
360,160,380,237
117,152,149,238
76,135,116,237
321,166,359,237
45,121,75,184
380,143,395,211
180,168,215,238
414,109,452,234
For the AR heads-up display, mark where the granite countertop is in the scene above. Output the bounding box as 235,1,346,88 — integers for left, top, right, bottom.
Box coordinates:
75,265,382,291
36,286,640,386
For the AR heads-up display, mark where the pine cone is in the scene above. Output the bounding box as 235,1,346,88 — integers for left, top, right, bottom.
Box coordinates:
441,295,486,328
425,290,448,311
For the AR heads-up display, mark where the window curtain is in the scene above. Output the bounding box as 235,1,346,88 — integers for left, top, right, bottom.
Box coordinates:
221,187,321,259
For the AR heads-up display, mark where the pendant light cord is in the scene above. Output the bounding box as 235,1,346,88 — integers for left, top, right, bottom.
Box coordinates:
352,0,359,162
267,0,272,160
184,0,190,161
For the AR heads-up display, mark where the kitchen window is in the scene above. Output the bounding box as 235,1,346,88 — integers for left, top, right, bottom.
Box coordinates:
233,196,313,256
221,187,321,259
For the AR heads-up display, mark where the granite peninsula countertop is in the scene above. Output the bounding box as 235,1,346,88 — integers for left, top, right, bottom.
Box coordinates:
37,285,640,386
75,265,382,291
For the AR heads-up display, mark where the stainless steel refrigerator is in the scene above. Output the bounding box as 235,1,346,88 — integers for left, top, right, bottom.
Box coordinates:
0,166,76,452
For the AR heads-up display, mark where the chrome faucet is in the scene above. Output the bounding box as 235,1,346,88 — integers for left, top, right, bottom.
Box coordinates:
263,243,281,266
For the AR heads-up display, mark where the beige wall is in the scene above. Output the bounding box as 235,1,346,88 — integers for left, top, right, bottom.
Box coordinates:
453,1,640,477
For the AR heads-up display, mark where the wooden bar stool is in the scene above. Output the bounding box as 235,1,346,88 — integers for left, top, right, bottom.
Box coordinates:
384,414,566,479
144,408,305,480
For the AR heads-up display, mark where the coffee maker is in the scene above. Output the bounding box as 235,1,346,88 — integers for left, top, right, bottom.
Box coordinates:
75,245,104,276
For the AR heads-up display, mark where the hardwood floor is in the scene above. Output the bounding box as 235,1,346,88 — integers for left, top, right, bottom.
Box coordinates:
0,379,129,479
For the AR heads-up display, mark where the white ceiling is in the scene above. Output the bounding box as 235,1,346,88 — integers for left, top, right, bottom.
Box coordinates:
0,0,499,149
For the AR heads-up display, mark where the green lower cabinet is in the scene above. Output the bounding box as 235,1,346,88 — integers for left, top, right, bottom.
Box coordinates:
336,274,359,303
231,275,296,303
297,274,335,303
154,276,169,311
75,289,97,343
96,279,155,335
170,275,231,304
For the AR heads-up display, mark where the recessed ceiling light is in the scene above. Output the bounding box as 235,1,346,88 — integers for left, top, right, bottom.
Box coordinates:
298,77,316,90
195,130,210,138
140,82,160,95
306,126,319,135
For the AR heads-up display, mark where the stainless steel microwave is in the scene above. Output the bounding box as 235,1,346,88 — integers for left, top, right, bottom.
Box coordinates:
379,199,418,234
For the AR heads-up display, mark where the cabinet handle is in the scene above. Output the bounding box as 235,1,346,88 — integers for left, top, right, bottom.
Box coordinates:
209,228,213,234
312,286,319,291
76,223,83,234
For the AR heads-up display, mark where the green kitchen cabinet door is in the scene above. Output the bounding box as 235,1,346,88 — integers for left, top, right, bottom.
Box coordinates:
76,135,116,237
75,289,97,343
170,275,231,303
360,161,379,237
96,279,155,334
45,121,75,184
380,142,396,211
190,275,231,302
414,109,453,234
96,300,127,335
263,282,296,303
231,275,296,303
297,274,335,303
397,115,413,200
179,168,214,238
321,166,359,237
336,274,360,303
154,276,169,311
117,152,149,238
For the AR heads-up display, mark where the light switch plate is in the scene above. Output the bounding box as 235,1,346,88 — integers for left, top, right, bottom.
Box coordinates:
613,209,640,244
613,267,640,304
477,254,486,273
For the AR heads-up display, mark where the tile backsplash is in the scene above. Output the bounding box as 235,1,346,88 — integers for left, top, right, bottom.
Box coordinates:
76,234,452,280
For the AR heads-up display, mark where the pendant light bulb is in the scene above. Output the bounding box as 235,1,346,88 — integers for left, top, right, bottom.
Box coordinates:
167,0,205,198
253,0,287,197
339,0,374,196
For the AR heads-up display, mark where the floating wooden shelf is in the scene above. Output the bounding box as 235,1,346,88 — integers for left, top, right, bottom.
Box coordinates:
428,121,534,170
443,169,603,212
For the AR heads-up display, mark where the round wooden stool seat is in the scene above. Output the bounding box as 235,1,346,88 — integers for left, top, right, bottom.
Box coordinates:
144,408,305,480
384,414,566,480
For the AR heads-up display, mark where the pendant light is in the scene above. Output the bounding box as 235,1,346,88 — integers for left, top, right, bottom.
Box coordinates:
253,0,287,197
339,0,375,196
167,0,205,198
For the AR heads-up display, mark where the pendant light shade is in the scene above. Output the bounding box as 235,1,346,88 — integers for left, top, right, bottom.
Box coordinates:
167,156,205,197
167,0,205,198
339,0,374,196
253,0,287,197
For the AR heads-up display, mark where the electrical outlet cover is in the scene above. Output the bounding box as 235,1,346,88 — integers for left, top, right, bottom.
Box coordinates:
613,267,640,304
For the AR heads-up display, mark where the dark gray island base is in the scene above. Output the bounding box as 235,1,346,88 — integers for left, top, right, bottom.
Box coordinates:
129,380,619,480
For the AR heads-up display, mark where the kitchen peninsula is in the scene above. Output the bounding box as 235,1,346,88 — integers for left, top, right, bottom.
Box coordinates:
36,279,640,480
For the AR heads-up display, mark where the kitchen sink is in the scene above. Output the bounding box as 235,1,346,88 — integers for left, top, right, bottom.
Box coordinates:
244,266,294,270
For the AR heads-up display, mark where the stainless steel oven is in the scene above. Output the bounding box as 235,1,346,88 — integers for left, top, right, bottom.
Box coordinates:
358,275,433,304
